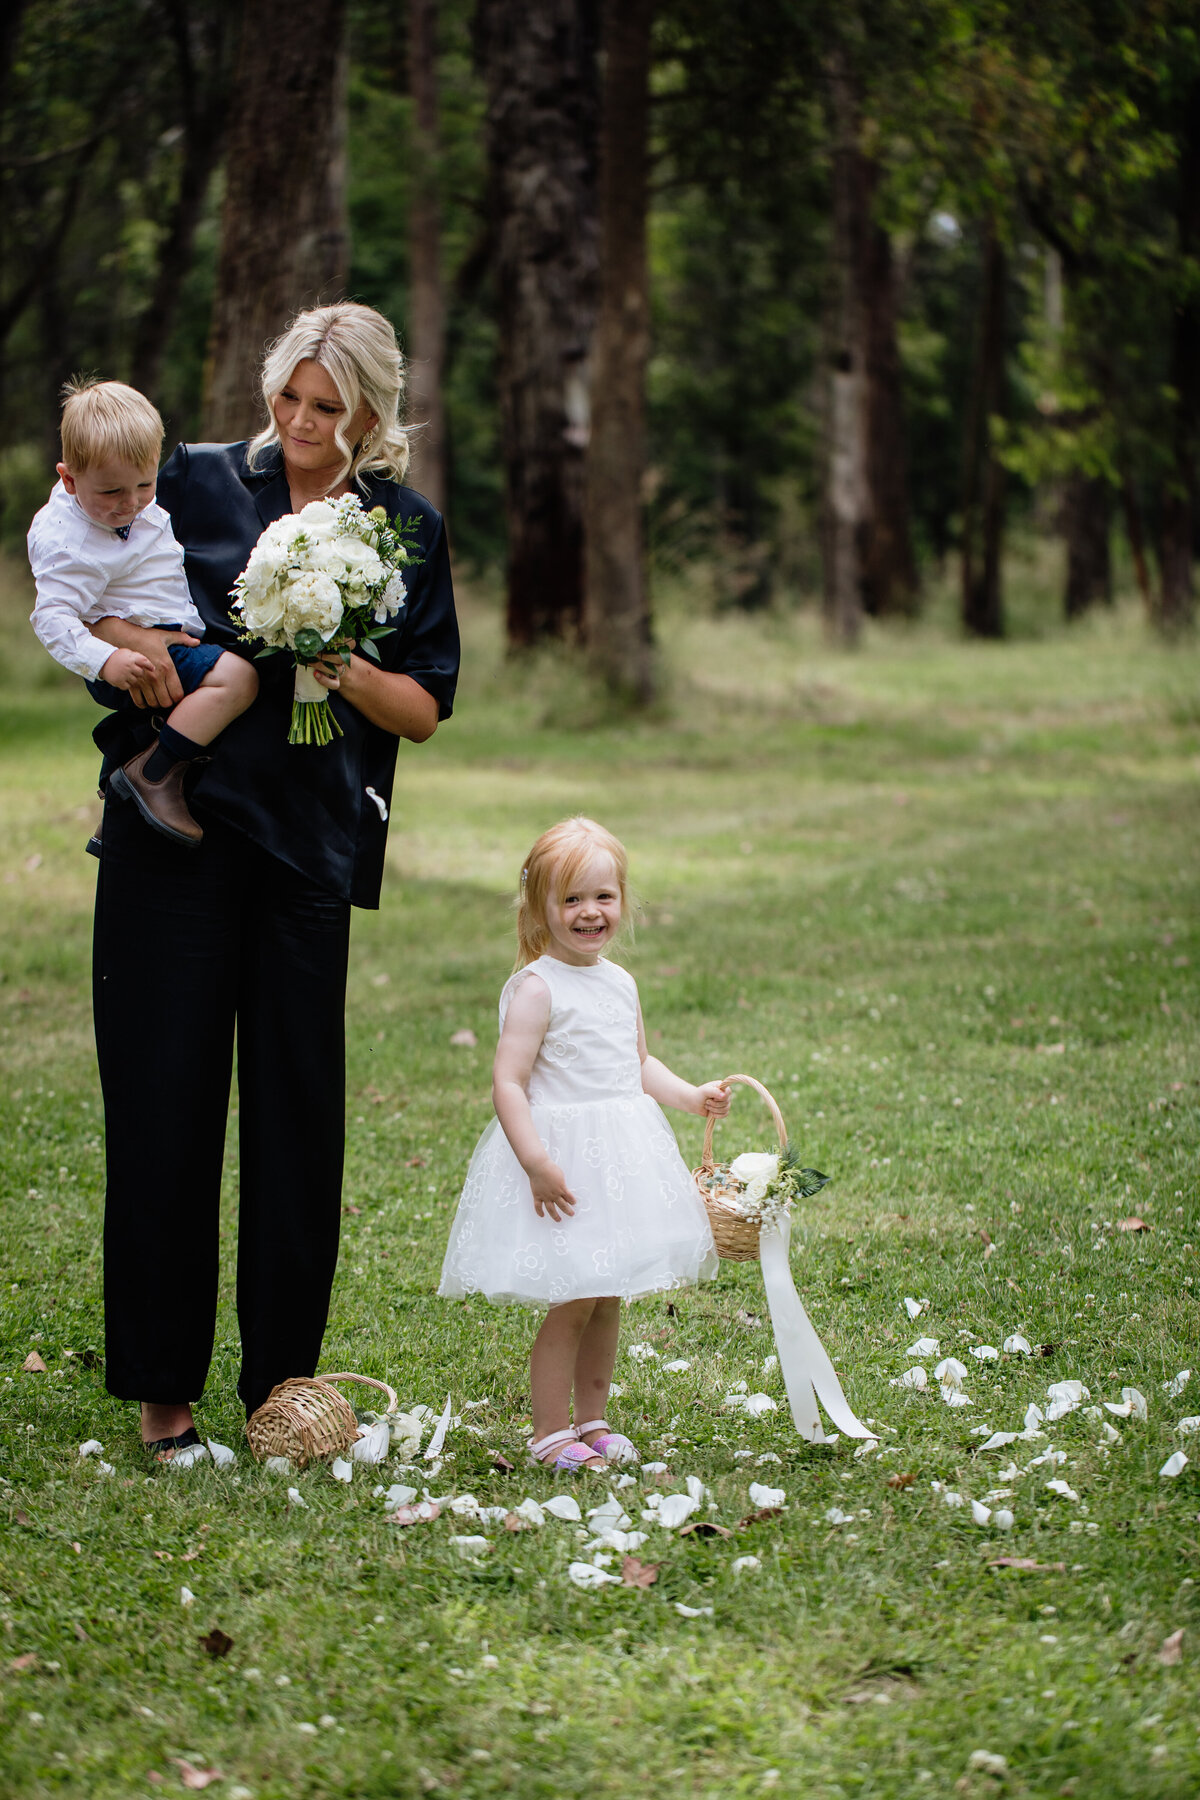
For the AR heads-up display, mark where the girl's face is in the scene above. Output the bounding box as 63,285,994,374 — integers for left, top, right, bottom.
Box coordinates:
543,851,622,965
272,359,376,479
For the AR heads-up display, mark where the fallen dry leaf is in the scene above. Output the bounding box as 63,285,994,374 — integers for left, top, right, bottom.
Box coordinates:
492,1453,515,1474
9,1653,39,1672
65,1348,103,1372
153,1550,173,1562
172,1759,225,1791
1117,1217,1150,1233
886,1472,916,1490
502,1513,531,1532
342,1202,361,1216
22,1352,47,1373
987,1557,1067,1573
386,1501,441,1527
14,1511,32,1529
406,1155,426,1168
180,1550,202,1563
1157,1629,1184,1667
198,1628,233,1658
621,1555,660,1588
737,1507,784,1528
678,1521,733,1540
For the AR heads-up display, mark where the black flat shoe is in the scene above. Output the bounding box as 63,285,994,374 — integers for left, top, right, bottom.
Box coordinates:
144,1426,202,1463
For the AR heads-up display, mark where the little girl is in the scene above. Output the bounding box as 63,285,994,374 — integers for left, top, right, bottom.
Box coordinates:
439,817,731,1473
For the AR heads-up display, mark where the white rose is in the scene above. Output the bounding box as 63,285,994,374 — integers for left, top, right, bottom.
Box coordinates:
240,585,288,637
729,1151,780,1206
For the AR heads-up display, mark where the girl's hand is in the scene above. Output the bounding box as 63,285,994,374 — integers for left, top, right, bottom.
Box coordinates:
696,1080,732,1118
529,1161,577,1222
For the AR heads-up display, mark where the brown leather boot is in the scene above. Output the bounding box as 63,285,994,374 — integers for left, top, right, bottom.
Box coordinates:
108,742,203,848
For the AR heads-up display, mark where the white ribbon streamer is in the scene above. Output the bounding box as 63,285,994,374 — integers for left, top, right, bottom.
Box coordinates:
759,1215,876,1441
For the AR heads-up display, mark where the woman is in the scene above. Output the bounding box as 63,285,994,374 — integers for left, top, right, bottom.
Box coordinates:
89,303,459,1455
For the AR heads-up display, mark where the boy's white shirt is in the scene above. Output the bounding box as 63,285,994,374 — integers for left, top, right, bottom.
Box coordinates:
27,480,205,681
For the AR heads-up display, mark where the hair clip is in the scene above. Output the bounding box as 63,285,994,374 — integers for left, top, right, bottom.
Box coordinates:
520,867,528,889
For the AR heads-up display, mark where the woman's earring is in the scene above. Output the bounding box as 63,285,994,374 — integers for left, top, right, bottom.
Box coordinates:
360,424,377,455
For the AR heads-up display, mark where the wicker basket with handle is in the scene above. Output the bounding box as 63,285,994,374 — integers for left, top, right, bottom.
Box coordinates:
693,1073,789,1263
245,1372,398,1468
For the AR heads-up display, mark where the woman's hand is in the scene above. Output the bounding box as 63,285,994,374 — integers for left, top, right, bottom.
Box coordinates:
89,619,200,710
529,1160,578,1222
311,642,439,742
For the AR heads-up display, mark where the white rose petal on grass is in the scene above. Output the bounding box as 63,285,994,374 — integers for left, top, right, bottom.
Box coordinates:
904,1297,928,1320
1160,1452,1188,1478
971,1345,1000,1361
968,1752,1008,1776
935,1357,968,1389
1045,1479,1079,1503
940,1491,965,1509
448,1495,484,1519
264,1456,292,1475
640,1461,670,1475
627,1343,659,1362
588,1495,632,1529
286,1488,307,1508
180,1587,196,1607
543,1495,582,1522
167,1443,210,1471
449,1535,490,1558
206,1440,236,1468
381,1485,419,1510
1003,1334,1032,1356
941,1387,973,1408
906,1338,940,1358
749,1483,786,1509
654,1494,700,1530
1176,1417,1200,1437
674,1603,714,1618
662,1360,691,1374
1163,1371,1191,1399
567,1561,621,1589
98,1461,115,1476
733,1556,761,1573
514,1498,546,1526
991,1509,1015,1532
971,1500,992,1525
762,1355,779,1374
330,1458,353,1484
891,1367,928,1391
826,1507,852,1525
979,1432,1019,1452
78,1440,103,1458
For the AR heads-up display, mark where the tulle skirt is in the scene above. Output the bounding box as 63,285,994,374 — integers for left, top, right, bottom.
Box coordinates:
438,1094,718,1307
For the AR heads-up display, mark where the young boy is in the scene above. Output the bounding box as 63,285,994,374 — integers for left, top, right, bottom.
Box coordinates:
28,378,257,848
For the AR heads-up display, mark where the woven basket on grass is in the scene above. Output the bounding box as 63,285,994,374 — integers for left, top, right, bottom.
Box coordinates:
692,1073,788,1263
245,1372,398,1468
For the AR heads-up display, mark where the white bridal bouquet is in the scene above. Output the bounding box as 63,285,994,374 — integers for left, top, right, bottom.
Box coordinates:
230,495,422,746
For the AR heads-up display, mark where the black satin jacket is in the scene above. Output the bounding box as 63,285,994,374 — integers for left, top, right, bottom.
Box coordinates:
100,441,460,909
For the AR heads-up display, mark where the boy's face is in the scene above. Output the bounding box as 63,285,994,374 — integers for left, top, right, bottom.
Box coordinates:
58,458,157,531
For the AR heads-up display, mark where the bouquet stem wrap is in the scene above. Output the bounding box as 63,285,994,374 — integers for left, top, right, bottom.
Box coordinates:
759,1214,875,1442
290,663,343,746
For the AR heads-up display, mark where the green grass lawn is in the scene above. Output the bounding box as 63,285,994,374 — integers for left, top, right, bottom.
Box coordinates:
1,555,1198,1799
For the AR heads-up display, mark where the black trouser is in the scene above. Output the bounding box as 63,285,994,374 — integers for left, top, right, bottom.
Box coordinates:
94,797,351,1416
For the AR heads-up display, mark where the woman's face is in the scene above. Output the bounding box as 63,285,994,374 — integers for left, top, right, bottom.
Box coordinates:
272,360,377,479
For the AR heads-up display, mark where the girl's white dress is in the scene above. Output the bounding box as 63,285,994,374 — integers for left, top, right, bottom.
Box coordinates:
438,956,718,1307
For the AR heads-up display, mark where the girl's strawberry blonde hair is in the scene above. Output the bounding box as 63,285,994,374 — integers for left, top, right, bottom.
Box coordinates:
514,817,632,969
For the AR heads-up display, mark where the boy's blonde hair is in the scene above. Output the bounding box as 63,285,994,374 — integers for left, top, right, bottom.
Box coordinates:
515,817,632,968
248,302,411,490
60,377,164,474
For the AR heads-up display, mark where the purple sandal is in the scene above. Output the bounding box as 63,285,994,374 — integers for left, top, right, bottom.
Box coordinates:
529,1428,608,1473
577,1419,640,1465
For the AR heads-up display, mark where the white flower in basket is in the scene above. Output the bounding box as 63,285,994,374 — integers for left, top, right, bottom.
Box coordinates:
230,495,422,747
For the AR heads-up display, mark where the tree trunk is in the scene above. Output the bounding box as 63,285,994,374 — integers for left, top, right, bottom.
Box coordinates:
1119,474,1154,617
961,222,1006,638
478,0,599,648
130,5,234,404
862,161,919,618
822,48,869,649
202,0,349,443
1061,472,1111,618
404,0,447,514
583,0,654,701
1159,72,1200,630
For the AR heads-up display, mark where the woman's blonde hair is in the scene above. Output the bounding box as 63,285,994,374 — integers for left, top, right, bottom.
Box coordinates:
59,377,163,474
247,302,410,489
514,817,632,968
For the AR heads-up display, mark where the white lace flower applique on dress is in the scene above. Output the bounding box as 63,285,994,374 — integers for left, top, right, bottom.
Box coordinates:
438,956,717,1306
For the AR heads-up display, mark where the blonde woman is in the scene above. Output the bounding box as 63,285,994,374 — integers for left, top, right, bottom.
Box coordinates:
88,303,459,1457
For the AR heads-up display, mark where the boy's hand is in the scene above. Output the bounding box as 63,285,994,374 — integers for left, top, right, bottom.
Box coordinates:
696,1080,732,1118
529,1160,578,1222
99,647,156,691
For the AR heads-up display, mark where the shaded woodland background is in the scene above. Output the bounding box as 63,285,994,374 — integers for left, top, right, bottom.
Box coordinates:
3,0,1199,698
